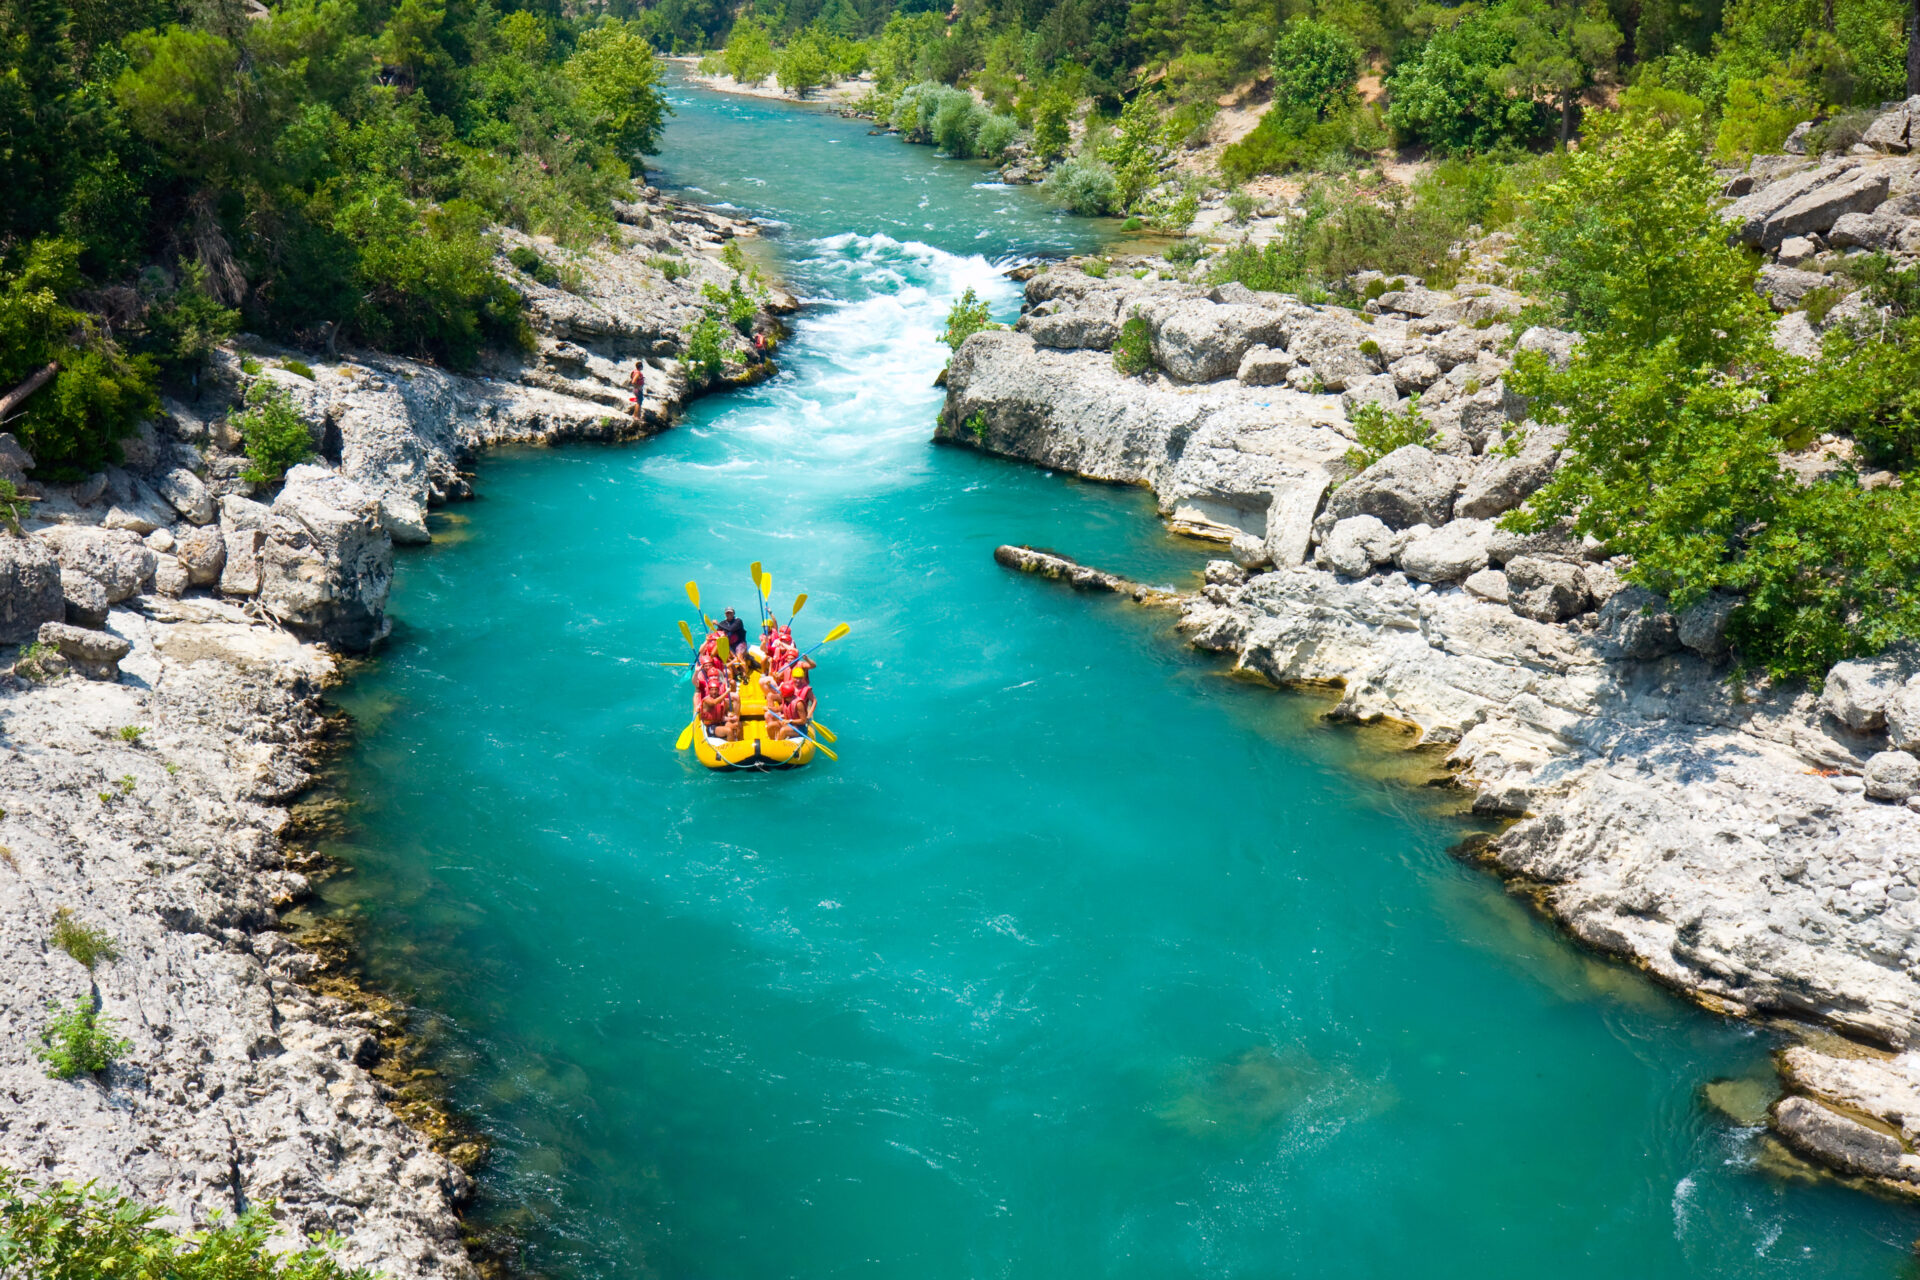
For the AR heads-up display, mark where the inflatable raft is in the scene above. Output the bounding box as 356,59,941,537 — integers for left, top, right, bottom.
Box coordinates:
693,667,817,771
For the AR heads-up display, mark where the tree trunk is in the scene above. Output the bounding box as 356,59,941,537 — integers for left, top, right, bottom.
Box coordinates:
1561,93,1574,145
1910,0,1920,95
1824,0,1834,32
0,362,58,422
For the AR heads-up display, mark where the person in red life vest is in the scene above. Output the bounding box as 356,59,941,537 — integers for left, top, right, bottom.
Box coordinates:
695,676,733,740
787,669,816,728
762,673,793,741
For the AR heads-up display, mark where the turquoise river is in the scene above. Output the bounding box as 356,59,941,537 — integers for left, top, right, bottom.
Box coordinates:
315,77,1920,1278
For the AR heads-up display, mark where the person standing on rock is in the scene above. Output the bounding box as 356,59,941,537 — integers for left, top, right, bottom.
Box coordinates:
628,361,646,422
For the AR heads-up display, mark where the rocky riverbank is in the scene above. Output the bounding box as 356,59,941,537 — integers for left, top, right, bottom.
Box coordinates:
0,186,789,1276
941,118,1920,1203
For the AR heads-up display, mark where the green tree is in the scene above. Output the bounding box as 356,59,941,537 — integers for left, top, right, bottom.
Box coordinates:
1495,0,1623,142
777,27,832,96
1385,13,1554,152
1271,17,1363,120
231,381,316,485
567,22,672,159
725,15,777,84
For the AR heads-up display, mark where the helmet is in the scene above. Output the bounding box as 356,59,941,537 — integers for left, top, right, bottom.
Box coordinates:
779,682,795,697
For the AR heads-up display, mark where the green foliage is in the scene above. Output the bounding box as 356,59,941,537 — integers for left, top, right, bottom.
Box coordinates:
36,998,131,1079
1271,18,1362,120
1040,155,1119,216
1165,238,1205,267
1509,108,1920,680
1493,0,1623,139
702,278,759,334
724,17,777,84
231,382,316,486
1112,311,1152,375
138,261,238,379
1080,256,1110,278
0,1167,377,1278
0,239,155,479
509,245,560,285
1385,14,1555,153
49,908,119,972
650,255,691,283
965,410,988,441
279,359,315,380
1030,80,1075,161
777,28,833,97
685,314,729,383
116,725,145,743
1344,396,1433,469
1712,73,1813,158
1227,190,1258,224
975,112,1021,160
13,641,60,682
566,24,670,158
0,477,32,531
941,287,999,352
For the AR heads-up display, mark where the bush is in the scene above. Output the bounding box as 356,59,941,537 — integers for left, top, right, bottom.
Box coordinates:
1385,16,1554,153
1344,397,1433,469
508,245,560,285
1040,155,1119,216
724,17,776,84
1713,74,1814,159
49,908,120,972
1113,311,1152,375
0,1168,377,1278
702,279,758,334
231,382,316,486
278,359,314,380
650,254,690,282
975,113,1020,161
37,998,131,1079
932,89,988,155
138,260,238,380
0,477,32,531
1080,256,1109,278
685,315,728,382
1227,191,1257,224
941,287,999,352
1272,18,1362,120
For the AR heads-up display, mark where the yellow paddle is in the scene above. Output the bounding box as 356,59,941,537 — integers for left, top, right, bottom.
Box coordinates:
759,570,772,604
651,662,692,667
790,592,807,619
678,619,695,648
685,580,701,610
715,634,732,663
675,720,697,750
749,562,766,625
805,728,837,761
809,720,836,742
796,622,850,662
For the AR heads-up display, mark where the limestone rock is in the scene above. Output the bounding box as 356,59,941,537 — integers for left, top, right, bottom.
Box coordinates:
1236,344,1293,386
151,466,216,525
1290,316,1375,392
1265,471,1330,569
1864,750,1920,801
1463,567,1509,603
36,525,156,602
1487,524,1586,566
1760,170,1891,248
1340,374,1401,417
1772,1096,1918,1182
60,569,109,627
1821,652,1918,732
1324,446,1461,530
153,554,190,597
1776,234,1819,266
102,479,176,534
1756,265,1833,311
1504,555,1591,623
1455,424,1564,519
1676,591,1740,658
260,465,394,650
221,529,264,596
1829,211,1905,251
1388,353,1442,393
1593,585,1681,660
1862,96,1919,154
37,620,129,680
1148,301,1288,384
1773,310,1824,359
1396,518,1493,584
1886,681,1920,752
177,526,227,587
1027,304,1119,352
1722,164,1862,245
1317,514,1395,577
0,534,64,643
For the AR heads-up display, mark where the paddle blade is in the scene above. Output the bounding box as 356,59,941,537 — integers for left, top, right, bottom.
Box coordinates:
810,720,836,743
684,580,701,609
806,730,837,761
715,635,732,662
678,619,694,648
675,720,696,750
823,623,849,644
791,593,807,618
759,571,772,602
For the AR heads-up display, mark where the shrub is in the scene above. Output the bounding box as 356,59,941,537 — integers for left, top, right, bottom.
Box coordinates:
1227,191,1258,225
942,287,999,352
1031,85,1074,161
1385,16,1554,153
975,113,1020,161
1080,256,1109,278
1271,18,1362,121
1040,156,1119,216
685,315,728,382
116,725,145,743
14,640,60,682
724,17,776,85
701,279,758,334
1344,397,1433,469
1165,238,1205,267
932,90,987,156
231,382,316,486
37,998,131,1079
1713,74,1813,160
1113,312,1152,375
508,245,560,285
278,359,315,380
0,1168,377,1278
49,908,119,972
1808,109,1881,156
0,477,31,532
139,260,238,380
650,254,690,282
965,410,988,441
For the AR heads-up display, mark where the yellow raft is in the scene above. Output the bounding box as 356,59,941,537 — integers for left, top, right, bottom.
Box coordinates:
692,670,817,771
